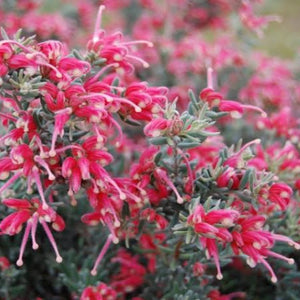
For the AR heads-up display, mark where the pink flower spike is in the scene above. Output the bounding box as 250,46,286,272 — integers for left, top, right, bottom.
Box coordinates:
91,235,113,276
40,220,63,263
16,222,32,267
93,5,106,42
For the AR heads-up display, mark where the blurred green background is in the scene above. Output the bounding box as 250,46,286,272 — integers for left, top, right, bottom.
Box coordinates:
41,0,300,59
258,0,300,58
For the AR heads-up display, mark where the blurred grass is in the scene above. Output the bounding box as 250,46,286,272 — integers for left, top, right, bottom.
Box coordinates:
257,0,300,58
40,0,61,13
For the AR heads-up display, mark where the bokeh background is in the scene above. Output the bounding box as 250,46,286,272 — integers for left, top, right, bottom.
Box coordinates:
37,0,300,59
258,0,300,58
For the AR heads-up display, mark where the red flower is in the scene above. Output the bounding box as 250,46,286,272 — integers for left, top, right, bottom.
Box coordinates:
0,256,10,271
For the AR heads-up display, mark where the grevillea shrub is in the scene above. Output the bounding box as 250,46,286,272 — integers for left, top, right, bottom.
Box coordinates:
0,1,300,300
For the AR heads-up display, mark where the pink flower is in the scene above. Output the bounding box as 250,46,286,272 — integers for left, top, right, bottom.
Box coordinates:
110,249,146,294
141,208,168,229
231,214,299,283
88,6,153,74
0,198,65,266
200,68,267,119
122,82,167,121
259,182,293,211
216,167,242,190
188,205,239,279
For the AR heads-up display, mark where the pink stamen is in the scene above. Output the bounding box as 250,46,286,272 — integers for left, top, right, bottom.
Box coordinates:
34,136,47,158
205,239,223,280
40,220,63,263
93,5,106,42
34,156,55,181
177,148,195,187
207,67,214,90
0,40,31,52
117,179,147,196
123,190,141,204
49,108,72,157
93,124,104,142
55,145,83,154
108,115,124,140
126,54,150,68
91,63,120,82
103,198,120,226
272,234,300,250
0,171,22,194
105,176,126,200
259,257,277,283
156,169,183,204
32,169,48,209
121,40,153,47
31,214,39,250
69,193,77,206
91,235,113,276
90,178,100,194
26,176,33,194
111,96,142,112
105,218,119,244
49,134,60,157
30,53,62,78
266,250,294,265
242,104,267,118
0,112,17,121
16,222,32,266
131,183,147,196
236,139,261,156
